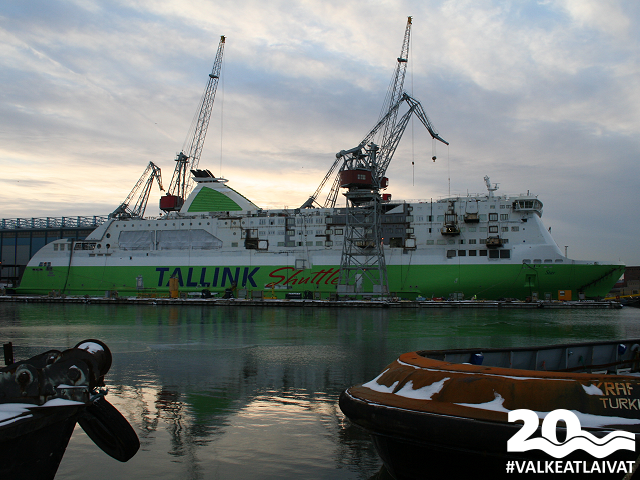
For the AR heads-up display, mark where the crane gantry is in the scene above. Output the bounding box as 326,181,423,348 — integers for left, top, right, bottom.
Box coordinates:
160,35,226,212
314,17,449,298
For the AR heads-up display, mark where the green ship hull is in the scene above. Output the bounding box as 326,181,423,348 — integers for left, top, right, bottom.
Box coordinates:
17,261,623,300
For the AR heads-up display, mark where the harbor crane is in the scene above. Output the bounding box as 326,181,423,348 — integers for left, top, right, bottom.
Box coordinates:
160,35,226,212
110,162,164,219
306,17,448,297
301,17,448,210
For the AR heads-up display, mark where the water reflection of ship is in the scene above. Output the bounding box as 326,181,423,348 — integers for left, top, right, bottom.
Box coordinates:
98,306,396,475
2,302,628,478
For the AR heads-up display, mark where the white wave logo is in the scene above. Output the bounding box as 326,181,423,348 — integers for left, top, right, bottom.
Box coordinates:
507,409,636,459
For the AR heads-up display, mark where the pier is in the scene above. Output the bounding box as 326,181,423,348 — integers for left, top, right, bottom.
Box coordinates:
0,295,622,309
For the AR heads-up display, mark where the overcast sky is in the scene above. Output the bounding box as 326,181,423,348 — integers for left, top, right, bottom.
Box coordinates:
1,0,639,265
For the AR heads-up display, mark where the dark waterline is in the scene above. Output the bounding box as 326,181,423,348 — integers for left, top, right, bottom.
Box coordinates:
1,303,639,479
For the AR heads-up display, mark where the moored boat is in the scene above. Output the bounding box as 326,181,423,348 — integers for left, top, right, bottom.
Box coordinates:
340,340,640,479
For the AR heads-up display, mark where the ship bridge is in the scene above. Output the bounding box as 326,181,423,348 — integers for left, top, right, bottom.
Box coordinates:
512,197,543,217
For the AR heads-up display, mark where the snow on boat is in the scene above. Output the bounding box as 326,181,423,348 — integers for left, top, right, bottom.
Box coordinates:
0,340,139,480
340,340,640,479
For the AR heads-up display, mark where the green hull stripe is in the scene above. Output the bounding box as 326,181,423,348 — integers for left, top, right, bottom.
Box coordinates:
17,262,623,300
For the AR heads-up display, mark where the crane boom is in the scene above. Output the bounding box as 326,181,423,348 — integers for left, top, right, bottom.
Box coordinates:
302,17,447,209
110,162,164,219
161,35,226,212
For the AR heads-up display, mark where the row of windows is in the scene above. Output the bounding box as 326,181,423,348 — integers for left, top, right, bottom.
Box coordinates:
447,249,511,258
428,238,509,245
414,213,513,222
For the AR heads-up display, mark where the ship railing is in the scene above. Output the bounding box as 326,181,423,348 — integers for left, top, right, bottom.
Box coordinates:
0,215,109,230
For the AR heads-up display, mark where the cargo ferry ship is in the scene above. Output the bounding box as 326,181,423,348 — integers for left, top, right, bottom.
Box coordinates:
17,172,623,300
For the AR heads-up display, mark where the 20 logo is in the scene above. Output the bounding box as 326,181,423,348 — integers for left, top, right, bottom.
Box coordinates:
507,409,635,459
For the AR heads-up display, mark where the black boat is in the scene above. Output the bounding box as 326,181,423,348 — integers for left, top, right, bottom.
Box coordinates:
0,340,140,479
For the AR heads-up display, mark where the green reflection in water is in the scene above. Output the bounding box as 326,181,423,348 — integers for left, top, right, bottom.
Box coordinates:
1,303,639,479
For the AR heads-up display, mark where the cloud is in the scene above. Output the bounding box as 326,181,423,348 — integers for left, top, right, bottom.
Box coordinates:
0,0,638,265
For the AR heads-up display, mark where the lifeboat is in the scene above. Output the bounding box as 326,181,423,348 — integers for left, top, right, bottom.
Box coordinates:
340,340,640,479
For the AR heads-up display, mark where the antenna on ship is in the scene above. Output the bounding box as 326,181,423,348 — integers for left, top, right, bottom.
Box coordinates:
161,35,226,213
484,175,499,198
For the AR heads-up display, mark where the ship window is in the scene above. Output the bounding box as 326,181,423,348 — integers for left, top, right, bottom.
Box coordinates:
555,259,563,263
500,250,511,258
500,214,509,220
428,215,433,222
156,230,223,250
335,229,343,235
489,250,500,258
468,227,476,232
479,214,487,221
534,259,542,264
316,241,323,246
325,241,333,247
447,250,457,257
469,250,476,256
489,213,498,221
427,240,434,245
278,242,285,246
489,226,498,233
544,259,553,263
511,226,519,232
523,259,531,263
231,242,238,247
458,250,466,256
106,233,111,238
469,239,477,244
479,227,487,232
447,239,455,245
306,241,313,246
428,228,432,233
54,244,58,251
437,215,444,221
480,250,487,256
459,239,465,244
437,240,446,245
501,227,509,232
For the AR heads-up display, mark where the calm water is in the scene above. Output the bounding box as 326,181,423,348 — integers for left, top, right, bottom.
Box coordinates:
1,303,640,479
